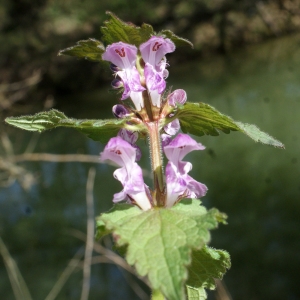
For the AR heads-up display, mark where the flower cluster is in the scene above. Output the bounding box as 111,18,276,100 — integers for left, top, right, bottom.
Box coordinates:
100,36,207,210
102,36,175,110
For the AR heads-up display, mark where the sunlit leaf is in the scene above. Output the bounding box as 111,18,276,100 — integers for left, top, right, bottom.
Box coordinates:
5,109,129,143
186,286,207,300
101,11,154,46
58,38,106,62
175,102,285,148
186,246,230,293
158,29,194,48
96,199,226,300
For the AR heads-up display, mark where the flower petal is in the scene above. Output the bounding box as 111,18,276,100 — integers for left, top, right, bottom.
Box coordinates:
118,128,138,144
164,119,180,136
140,36,175,69
161,133,172,147
168,89,187,107
129,91,145,111
112,104,130,118
100,137,151,210
164,134,207,207
144,63,166,94
114,164,152,210
117,68,145,101
102,42,137,69
185,175,208,199
100,137,136,167
164,133,205,162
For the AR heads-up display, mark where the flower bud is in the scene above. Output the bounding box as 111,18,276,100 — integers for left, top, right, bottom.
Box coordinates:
168,89,187,107
110,63,121,72
112,105,130,118
111,78,123,89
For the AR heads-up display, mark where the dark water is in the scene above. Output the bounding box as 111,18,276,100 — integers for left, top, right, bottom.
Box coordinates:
1,34,300,300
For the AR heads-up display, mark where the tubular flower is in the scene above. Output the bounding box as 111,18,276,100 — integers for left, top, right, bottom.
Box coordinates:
161,119,181,147
161,89,187,147
140,36,175,107
118,128,142,161
100,137,152,211
102,42,145,110
112,104,130,119
164,133,208,208
168,89,187,107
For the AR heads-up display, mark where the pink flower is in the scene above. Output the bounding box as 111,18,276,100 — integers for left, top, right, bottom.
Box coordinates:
161,89,187,146
118,128,142,161
164,134,208,207
168,89,187,107
100,137,152,210
140,37,175,70
140,37,175,107
162,119,181,147
102,42,145,110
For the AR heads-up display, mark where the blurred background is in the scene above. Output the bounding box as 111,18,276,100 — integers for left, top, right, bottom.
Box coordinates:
1,0,300,299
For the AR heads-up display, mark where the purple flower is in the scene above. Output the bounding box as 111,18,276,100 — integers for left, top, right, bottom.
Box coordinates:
164,133,208,207
161,133,172,148
111,78,123,89
112,104,130,118
168,89,187,107
100,137,152,211
162,119,181,147
140,37,175,107
140,37,175,70
164,119,180,136
102,42,145,110
118,128,142,161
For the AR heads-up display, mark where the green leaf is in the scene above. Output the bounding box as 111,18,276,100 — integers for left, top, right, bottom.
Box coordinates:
175,102,285,148
101,11,154,46
186,246,231,292
186,286,207,300
234,121,284,148
151,290,166,300
58,38,106,62
5,109,130,143
96,199,226,300
158,29,194,48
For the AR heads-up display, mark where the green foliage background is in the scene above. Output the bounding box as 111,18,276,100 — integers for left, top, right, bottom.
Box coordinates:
1,0,300,109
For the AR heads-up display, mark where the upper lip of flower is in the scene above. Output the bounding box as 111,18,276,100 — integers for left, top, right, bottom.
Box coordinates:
139,36,175,70
102,42,138,69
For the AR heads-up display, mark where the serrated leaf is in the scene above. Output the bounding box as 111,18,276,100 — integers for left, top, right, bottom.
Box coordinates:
158,29,194,48
186,246,231,292
101,11,154,46
96,199,226,300
234,121,284,148
5,109,130,143
175,102,284,148
58,38,106,62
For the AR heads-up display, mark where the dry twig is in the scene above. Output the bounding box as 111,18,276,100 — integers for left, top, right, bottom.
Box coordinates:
80,167,96,300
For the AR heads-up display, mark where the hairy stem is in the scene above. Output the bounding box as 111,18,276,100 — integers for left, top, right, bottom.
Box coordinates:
147,121,165,206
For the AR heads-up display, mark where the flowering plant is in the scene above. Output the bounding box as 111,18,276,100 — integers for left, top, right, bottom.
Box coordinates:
5,12,284,300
